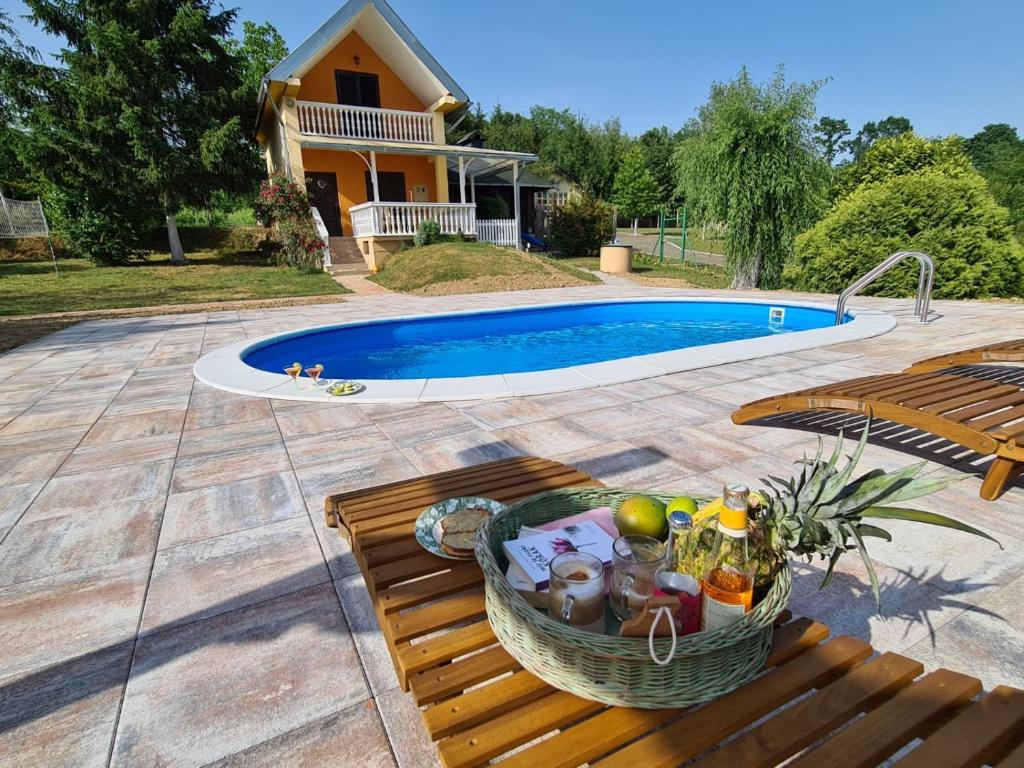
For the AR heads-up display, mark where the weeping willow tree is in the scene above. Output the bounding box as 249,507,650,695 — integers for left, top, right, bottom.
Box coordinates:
675,69,828,289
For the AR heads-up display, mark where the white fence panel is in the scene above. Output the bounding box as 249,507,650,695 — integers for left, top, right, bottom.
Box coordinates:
476,218,517,247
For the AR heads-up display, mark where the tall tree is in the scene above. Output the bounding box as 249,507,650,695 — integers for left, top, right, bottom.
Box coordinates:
612,144,662,234
637,126,680,207
674,68,827,289
7,0,257,263
965,123,1024,234
0,11,37,195
843,115,913,163
813,116,850,165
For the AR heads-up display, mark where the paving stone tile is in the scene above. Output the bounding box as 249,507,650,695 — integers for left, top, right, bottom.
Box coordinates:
0,498,163,587
453,397,553,429
82,409,186,445
141,516,329,635
111,583,369,767
275,403,374,438
176,417,281,459
25,460,173,521
207,701,395,768
284,424,395,469
0,449,70,487
0,641,133,768
375,686,440,768
0,483,44,532
0,404,106,435
374,406,480,448
564,401,677,440
0,424,89,461
170,441,291,494
294,451,419,505
492,417,604,457
159,471,306,548
401,429,522,474
641,390,736,424
788,556,971,656
182,398,274,430
57,433,180,476
903,573,1024,690
553,441,699,489
0,556,149,679
103,393,191,418
334,574,401,695
631,424,762,473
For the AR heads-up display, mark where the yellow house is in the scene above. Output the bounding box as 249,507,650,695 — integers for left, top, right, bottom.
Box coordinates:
255,0,538,268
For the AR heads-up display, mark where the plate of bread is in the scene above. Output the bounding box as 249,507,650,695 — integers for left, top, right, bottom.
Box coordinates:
414,496,507,560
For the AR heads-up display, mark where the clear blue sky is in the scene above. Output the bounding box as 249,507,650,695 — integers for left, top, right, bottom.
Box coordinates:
9,0,1023,139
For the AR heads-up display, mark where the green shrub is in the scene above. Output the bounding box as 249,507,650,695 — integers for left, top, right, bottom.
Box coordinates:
785,169,1024,299
477,194,510,220
548,195,614,257
414,218,442,247
833,134,972,198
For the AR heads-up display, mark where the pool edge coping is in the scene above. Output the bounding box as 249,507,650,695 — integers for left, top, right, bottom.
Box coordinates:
192,296,897,404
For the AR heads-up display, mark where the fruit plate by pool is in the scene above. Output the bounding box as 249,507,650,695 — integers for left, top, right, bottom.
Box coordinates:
326,380,365,397
415,496,507,560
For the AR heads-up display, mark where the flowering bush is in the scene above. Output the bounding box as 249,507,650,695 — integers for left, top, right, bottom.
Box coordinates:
254,173,326,272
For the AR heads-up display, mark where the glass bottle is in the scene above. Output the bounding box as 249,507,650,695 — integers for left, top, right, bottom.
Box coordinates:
700,484,754,631
656,510,702,635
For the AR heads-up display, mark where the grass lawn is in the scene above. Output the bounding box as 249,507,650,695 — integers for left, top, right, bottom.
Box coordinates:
0,250,349,317
556,255,730,290
370,241,600,294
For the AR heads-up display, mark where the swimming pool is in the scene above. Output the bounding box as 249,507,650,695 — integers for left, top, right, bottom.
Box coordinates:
193,297,895,402
245,301,846,379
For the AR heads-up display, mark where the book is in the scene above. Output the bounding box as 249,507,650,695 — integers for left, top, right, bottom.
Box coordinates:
503,519,616,590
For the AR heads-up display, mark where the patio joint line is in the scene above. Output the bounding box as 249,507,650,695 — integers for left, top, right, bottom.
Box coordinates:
104,319,196,768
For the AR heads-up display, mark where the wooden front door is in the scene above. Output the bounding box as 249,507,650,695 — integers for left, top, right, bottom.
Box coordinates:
305,172,343,236
365,171,407,203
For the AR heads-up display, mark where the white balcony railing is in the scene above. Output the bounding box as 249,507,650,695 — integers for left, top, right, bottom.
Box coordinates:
349,202,476,238
296,101,435,144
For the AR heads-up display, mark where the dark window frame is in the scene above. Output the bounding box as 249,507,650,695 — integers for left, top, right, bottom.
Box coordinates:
334,69,381,108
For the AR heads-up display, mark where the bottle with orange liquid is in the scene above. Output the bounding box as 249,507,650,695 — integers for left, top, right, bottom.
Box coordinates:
700,484,754,631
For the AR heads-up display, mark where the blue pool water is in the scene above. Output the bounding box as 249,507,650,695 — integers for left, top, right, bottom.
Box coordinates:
244,301,845,379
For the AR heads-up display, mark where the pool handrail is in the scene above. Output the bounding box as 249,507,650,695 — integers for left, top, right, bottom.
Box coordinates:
835,250,934,325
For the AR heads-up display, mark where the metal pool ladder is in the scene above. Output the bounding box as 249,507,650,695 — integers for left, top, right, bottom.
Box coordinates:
835,250,935,324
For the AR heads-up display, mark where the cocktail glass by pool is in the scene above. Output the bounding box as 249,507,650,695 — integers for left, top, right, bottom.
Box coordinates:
284,363,302,384
548,551,605,634
304,365,323,386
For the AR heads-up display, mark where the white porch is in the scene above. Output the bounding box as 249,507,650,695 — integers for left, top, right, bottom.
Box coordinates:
349,202,476,238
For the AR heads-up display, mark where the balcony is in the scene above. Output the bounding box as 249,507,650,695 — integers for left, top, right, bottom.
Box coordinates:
349,202,476,238
296,101,435,144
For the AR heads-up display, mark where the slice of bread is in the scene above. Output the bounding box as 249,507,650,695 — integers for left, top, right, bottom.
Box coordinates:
441,507,488,535
441,530,476,558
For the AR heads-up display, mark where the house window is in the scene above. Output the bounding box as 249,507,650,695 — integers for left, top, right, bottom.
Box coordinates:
335,70,381,108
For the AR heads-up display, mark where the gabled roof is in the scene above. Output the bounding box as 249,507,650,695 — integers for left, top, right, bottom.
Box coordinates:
264,0,468,105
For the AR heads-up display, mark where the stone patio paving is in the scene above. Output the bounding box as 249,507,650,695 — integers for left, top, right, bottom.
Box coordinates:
1,284,1022,766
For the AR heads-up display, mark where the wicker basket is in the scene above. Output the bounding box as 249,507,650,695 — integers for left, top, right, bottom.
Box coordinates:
475,487,792,708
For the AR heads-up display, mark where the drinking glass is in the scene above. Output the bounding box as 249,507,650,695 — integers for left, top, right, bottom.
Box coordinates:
285,363,302,383
548,551,605,634
304,365,323,386
609,535,665,621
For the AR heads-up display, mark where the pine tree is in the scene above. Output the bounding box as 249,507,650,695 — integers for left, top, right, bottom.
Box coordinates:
612,145,662,235
6,0,259,263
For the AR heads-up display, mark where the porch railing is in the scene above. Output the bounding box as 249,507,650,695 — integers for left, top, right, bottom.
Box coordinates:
296,101,435,144
349,202,476,238
477,218,518,247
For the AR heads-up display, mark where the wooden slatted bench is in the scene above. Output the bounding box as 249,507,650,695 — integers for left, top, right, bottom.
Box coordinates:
325,457,1024,767
904,338,1024,374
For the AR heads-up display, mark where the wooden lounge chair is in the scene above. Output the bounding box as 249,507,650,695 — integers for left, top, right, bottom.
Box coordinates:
904,338,1024,374
732,370,1024,500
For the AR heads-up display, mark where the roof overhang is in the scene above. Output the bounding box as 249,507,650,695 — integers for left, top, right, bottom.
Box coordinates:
298,137,538,175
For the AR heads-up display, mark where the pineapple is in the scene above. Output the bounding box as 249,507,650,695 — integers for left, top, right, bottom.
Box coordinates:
754,420,999,606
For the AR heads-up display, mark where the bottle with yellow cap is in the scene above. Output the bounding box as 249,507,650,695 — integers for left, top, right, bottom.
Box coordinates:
700,484,755,631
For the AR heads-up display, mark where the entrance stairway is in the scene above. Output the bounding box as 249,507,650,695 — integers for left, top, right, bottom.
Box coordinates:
325,236,369,275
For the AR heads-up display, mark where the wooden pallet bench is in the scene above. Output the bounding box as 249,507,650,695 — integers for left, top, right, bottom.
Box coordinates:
325,457,1024,767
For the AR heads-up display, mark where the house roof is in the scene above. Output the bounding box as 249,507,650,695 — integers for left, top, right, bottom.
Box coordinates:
468,166,555,188
264,0,468,106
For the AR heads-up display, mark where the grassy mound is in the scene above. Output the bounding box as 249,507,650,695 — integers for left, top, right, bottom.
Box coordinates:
369,242,600,295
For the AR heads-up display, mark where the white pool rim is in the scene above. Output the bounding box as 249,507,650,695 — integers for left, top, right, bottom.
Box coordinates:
192,297,896,403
